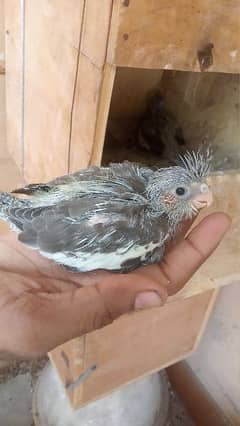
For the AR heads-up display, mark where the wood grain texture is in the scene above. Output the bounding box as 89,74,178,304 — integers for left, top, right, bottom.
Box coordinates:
0,1,7,157
5,0,22,169
69,0,113,172
0,61,5,74
0,76,8,159
89,63,116,166
0,0,4,68
23,0,85,182
50,290,214,408
112,0,240,73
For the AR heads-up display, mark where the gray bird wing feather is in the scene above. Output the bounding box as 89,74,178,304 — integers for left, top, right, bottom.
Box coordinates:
12,162,153,198
9,196,168,257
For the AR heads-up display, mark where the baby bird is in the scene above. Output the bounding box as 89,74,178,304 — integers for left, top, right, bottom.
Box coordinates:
0,149,213,273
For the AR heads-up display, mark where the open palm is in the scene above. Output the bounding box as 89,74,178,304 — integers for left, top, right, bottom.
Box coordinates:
0,212,230,359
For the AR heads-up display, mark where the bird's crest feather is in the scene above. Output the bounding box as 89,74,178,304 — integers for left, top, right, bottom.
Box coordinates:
177,145,212,179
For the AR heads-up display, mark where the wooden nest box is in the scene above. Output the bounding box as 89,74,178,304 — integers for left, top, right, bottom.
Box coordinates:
4,0,240,408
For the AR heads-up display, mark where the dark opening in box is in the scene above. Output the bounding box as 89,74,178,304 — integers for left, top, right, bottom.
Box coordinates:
102,68,240,172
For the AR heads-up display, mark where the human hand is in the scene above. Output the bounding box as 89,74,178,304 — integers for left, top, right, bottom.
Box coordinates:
0,212,230,359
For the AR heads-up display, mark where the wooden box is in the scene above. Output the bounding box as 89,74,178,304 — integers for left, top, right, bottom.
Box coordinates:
3,0,240,408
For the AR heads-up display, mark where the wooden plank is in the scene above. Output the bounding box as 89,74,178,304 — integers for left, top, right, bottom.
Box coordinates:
0,61,5,74
69,55,103,172
111,0,240,73
81,0,113,69
0,0,4,69
0,75,8,159
89,63,116,166
69,0,113,172
23,1,85,182
50,290,215,408
5,0,22,170
0,0,7,158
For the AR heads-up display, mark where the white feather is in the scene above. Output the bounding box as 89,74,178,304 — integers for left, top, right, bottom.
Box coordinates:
40,238,167,273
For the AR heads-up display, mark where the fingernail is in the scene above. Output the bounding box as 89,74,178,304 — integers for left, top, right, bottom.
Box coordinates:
134,291,162,310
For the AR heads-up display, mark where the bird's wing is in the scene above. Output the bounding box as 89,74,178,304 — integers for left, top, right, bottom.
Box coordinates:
12,163,153,197
7,194,166,265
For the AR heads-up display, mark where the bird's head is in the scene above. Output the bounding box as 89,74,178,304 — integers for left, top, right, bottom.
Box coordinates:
147,148,213,224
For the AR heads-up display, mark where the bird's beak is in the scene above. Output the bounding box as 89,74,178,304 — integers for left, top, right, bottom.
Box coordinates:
191,186,213,211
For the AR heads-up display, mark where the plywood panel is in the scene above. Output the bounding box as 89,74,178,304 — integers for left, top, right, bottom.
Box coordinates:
23,1,85,182
50,290,215,408
0,75,9,160
111,0,240,73
5,0,22,169
69,0,113,172
0,0,5,73
69,55,103,172
88,63,116,166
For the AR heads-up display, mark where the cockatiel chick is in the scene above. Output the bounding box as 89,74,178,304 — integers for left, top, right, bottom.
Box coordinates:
0,149,213,273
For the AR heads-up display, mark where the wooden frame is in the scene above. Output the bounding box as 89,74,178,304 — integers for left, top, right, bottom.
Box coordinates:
109,0,240,73
3,0,240,409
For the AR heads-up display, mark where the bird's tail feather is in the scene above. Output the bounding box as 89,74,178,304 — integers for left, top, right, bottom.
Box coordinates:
0,192,27,230
0,192,24,208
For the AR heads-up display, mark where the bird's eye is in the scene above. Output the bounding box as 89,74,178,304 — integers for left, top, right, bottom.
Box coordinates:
176,187,186,196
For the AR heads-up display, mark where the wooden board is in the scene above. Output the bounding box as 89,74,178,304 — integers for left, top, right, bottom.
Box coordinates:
69,0,113,172
0,0,7,159
6,0,113,181
50,290,216,408
23,0,85,182
109,0,240,73
5,0,22,170
0,0,4,74
89,63,116,167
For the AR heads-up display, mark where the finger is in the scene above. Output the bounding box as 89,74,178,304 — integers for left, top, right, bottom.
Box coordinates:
160,212,231,295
